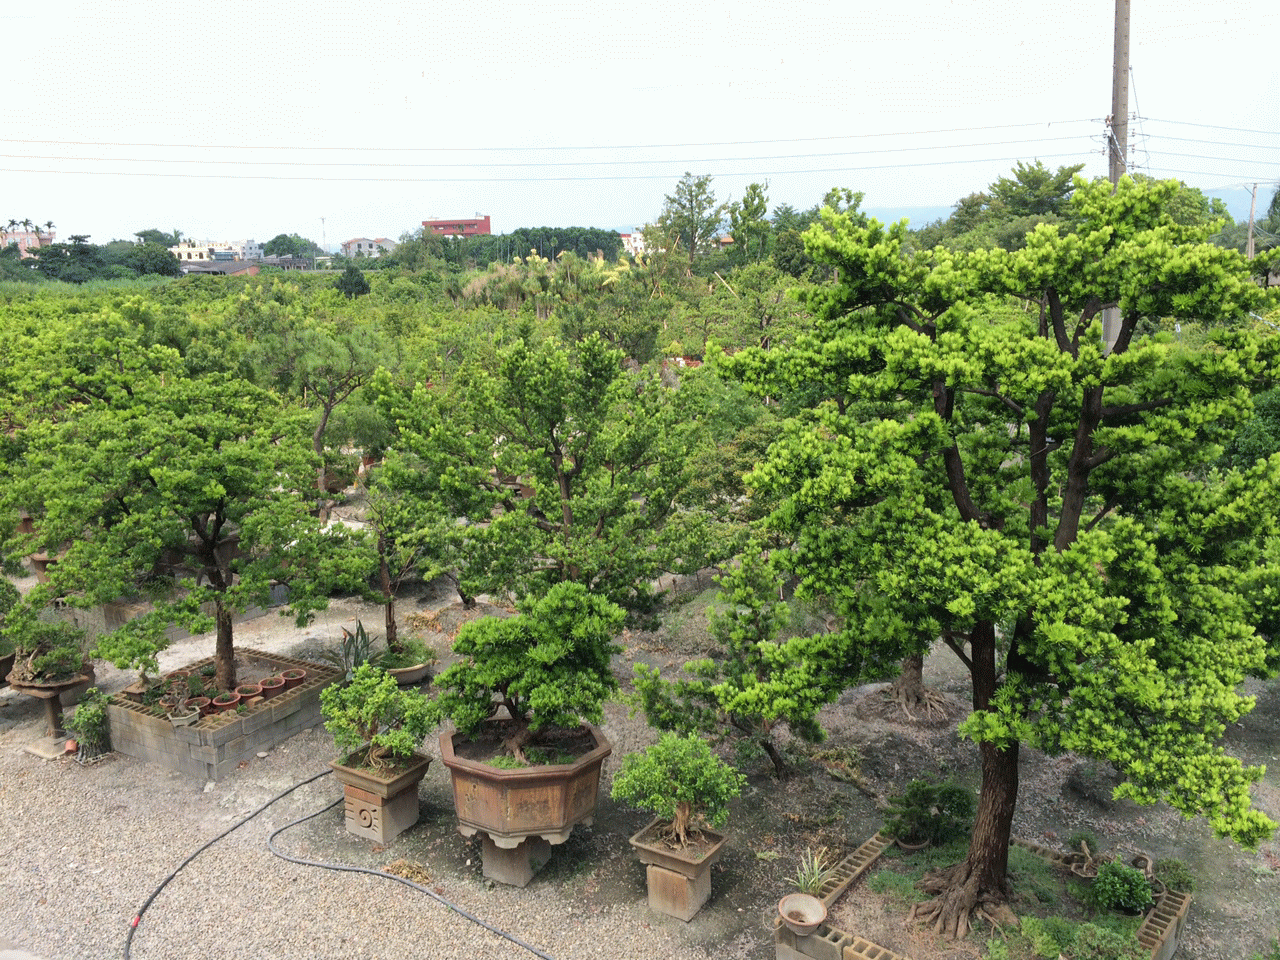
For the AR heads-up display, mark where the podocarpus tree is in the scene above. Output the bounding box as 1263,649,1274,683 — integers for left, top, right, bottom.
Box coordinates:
720,176,1280,936
7,371,366,690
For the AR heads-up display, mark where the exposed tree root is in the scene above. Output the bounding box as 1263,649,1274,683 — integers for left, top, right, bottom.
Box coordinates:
909,863,1011,940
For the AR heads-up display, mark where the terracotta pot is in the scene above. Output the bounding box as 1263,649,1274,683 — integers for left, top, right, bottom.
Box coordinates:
186,696,212,716
330,749,433,843
234,683,263,701
279,668,307,689
778,893,826,936
211,692,240,713
258,676,286,699
628,816,727,922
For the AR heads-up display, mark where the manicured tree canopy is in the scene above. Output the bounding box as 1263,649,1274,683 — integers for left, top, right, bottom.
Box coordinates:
720,175,1280,936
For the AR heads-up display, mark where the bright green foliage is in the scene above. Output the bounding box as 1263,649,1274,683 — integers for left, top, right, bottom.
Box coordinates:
718,175,1279,921
64,688,112,755
1086,861,1154,914
883,779,976,846
1071,922,1148,960
631,549,859,775
652,172,727,264
783,847,838,895
0,577,19,654
610,731,746,845
433,582,624,743
1019,916,1078,958
4,620,88,682
320,663,438,767
4,368,367,690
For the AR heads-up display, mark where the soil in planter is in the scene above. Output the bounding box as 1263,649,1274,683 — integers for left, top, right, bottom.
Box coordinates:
825,839,1145,960
451,720,597,766
633,819,723,862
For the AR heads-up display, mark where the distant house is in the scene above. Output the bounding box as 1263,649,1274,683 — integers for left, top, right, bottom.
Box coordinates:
422,215,491,237
260,255,313,271
170,239,263,262
341,237,397,258
1,225,55,258
620,230,647,257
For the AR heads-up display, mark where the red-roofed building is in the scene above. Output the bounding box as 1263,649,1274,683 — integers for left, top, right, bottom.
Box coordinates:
423,215,491,237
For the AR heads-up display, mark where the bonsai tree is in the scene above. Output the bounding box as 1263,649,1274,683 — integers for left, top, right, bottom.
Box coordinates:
610,731,746,847
4,616,89,684
320,663,439,771
432,581,624,763
883,778,976,846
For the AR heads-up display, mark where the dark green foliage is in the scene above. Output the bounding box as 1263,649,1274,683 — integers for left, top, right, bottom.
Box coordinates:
1071,922,1148,960
335,263,370,298
1219,387,1280,470
1153,857,1195,893
882,779,976,845
1087,861,1154,914
433,582,624,742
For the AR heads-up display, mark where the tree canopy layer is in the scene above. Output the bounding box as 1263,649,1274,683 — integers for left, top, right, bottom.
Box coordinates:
720,175,1280,936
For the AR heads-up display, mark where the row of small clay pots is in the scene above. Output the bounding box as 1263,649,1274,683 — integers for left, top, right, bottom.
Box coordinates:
164,668,308,716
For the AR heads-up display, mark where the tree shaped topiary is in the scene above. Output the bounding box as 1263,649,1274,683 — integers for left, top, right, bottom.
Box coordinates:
432,581,624,763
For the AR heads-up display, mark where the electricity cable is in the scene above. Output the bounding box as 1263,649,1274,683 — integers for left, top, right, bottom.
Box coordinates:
121,767,554,960
265,795,555,960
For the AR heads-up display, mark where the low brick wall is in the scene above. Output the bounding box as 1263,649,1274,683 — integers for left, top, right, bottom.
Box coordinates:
106,650,339,780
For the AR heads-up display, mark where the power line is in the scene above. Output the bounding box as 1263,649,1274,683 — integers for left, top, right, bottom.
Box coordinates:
0,120,1098,154
1143,118,1280,137
0,137,1094,171
0,152,1095,184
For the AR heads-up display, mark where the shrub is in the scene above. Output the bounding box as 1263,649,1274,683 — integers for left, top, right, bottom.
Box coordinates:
610,732,746,847
1087,861,1154,914
883,778,975,845
64,688,111,757
1073,922,1147,960
320,663,438,769
1153,857,1195,892
1020,916,1077,958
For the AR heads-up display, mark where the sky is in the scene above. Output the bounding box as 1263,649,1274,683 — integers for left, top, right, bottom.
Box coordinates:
3,0,1278,250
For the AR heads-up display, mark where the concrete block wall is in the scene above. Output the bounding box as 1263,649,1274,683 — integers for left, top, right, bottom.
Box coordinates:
105,649,339,780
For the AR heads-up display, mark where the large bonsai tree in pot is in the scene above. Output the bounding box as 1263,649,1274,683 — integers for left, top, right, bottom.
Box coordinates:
434,580,624,763
433,581,624,885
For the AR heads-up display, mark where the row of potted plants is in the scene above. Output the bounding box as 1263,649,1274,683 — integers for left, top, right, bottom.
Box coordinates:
318,582,748,918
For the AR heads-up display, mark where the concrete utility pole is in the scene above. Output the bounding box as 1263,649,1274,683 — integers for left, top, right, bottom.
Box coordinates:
1102,0,1131,353
1246,183,1258,260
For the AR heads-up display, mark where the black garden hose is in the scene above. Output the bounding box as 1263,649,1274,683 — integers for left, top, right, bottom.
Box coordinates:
123,769,554,960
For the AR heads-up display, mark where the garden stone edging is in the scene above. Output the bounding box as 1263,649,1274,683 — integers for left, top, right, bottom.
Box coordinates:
775,832,1192,960
105,649,340,780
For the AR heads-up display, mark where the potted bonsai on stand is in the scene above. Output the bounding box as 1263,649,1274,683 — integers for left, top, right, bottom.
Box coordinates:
434,582,622,887
321,663,439,843
611,732,746,921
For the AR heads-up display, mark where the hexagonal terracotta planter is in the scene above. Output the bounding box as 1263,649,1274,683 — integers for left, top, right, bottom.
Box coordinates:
439,722,611,886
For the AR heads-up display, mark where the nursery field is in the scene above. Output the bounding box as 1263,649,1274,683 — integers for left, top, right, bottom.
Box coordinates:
1,570,1279,959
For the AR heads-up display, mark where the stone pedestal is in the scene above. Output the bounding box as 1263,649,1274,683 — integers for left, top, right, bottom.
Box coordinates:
646,863,711,922
479,834,552,887
342,782,421,843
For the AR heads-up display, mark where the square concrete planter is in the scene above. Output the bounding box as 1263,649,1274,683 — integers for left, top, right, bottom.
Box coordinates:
330,750,432,843
629,816,727,921
439,721,611,886
105,649,340,780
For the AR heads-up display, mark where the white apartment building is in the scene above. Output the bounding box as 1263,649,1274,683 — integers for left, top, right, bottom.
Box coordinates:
341,237,397,259
169,239,264,262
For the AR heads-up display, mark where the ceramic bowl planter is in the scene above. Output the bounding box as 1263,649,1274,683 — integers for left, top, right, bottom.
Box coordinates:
330,748,432,843
628,817,728,922
439,722,612,887
778,893,827,936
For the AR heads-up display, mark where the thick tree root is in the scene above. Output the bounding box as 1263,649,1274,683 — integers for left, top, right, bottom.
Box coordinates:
909,863,1012,939
886,681,954,722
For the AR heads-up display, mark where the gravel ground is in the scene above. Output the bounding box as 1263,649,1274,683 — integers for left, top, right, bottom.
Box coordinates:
4,573,1280,960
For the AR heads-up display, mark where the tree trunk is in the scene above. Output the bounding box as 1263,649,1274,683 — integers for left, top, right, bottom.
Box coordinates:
889,653,927,707
214,601,236,691
913,619,1018,937
380,549,399,653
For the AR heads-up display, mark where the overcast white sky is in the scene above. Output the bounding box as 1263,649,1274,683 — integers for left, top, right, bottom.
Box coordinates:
3,1,1277,249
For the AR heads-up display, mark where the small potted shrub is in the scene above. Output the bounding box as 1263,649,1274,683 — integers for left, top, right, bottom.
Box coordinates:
883,778,975,848
433,582,623,885
611,732,746,921
4,617,96,737
64,688,112,761
321,663,438,842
